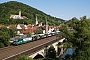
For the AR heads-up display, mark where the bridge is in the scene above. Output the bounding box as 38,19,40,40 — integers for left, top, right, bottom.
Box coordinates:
0,36,65,60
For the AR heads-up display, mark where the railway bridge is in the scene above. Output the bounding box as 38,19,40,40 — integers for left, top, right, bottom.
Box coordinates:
0,36,65,60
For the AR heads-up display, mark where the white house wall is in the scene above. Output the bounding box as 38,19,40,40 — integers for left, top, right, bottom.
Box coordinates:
17,24,22,29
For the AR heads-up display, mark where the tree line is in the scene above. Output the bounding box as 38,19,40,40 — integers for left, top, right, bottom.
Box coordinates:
59,16,90,60
0,26,16,48
0,1,65,26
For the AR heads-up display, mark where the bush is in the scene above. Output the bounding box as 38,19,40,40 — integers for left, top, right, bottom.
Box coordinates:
15,55,33,60
0,42,5,48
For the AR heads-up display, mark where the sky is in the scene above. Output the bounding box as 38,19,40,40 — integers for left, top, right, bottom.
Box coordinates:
0,0,90,20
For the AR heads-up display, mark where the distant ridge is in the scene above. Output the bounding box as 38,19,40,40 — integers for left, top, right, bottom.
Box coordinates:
0,1,65,26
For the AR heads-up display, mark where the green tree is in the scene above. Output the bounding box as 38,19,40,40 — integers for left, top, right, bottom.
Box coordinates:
15,55,33,60
48,45,56,58
71,16,90,60
0,42,4,48
59,24,73,42
11,25,17,37
26,32,31,37
0,31,10,48
34,28,43,34
65,54,72,60
66,17,79,29
62,16,90,60
0,26,16,37
0,1,65,26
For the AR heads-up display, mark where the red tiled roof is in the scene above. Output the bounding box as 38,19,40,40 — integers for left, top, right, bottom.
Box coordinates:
19,24,60,34
48,26,54,28
27,24,32,27
23,25,40,34
19,24,25,29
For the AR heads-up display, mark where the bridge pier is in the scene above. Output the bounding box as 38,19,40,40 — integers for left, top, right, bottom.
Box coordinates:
29,46,49,59
29,48,45,58
29,38,65,59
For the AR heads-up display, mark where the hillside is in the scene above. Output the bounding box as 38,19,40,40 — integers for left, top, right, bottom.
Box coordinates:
0,1,65,26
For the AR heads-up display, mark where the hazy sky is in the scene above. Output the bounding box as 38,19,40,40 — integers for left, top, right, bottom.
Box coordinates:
0,0,90,20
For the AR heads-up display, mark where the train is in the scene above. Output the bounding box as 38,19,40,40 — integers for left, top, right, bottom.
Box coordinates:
13,31,60,45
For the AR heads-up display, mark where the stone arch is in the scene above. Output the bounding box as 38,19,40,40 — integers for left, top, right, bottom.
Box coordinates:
33,53,44,59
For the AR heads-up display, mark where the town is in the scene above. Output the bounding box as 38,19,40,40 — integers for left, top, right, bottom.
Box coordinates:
0,1,90,60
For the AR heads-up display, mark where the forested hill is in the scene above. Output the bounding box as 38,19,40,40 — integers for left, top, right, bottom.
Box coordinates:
0,1,65,26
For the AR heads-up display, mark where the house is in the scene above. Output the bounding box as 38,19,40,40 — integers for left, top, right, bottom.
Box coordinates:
48,26,54,33
16,15,60,35
17,24,26,35
16,24,59,35
10,11,27,19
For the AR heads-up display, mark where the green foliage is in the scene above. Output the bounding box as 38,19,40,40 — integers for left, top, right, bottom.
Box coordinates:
14,55,63,60
0,42,4,48
65,54,72,60
63,42,72,48
34,29,43,34
11,25,17,37
26,32,31,37
14,56,63,60
0,1,65,26
35,58,60,60
15,55,33,60
59,24,73,41
65,17,79,29
0,30,10,48
48,45,56,58
0,26,16,37
0,27,16,48
35,58,44,60
61,16,90,60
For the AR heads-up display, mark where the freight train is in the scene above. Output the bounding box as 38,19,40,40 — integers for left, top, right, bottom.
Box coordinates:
13,31,60,45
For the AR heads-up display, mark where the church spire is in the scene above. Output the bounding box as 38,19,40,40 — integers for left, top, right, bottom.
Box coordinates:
19,11,21,17
46,19,48,25
35,15,38,25
45,19,48,33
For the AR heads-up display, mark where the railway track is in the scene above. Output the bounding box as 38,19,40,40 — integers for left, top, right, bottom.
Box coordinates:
0,36,60,60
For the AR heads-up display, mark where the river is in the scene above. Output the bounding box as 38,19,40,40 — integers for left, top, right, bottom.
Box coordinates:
60,48,74,59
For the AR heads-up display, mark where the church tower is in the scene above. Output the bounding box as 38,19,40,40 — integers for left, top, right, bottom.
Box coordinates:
35,15,38,25
45,19,48,33
19,11,21,17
